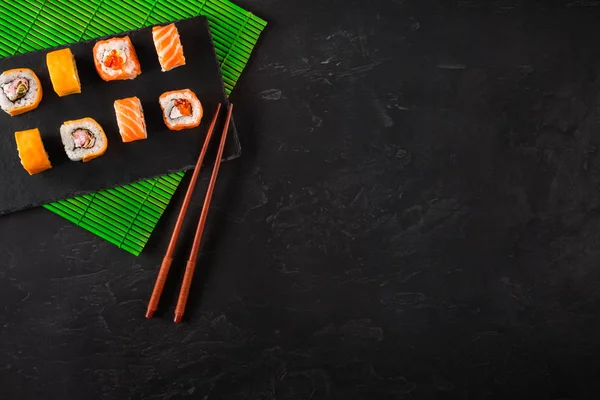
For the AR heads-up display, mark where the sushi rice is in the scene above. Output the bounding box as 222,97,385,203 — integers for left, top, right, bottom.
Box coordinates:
60,118,107,162
0,69,42,116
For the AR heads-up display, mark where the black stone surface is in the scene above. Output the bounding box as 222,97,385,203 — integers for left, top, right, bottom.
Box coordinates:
0,16,239,215
2,0,600,398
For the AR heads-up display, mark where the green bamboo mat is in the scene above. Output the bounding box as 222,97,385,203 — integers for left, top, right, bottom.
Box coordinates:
0,0,266,255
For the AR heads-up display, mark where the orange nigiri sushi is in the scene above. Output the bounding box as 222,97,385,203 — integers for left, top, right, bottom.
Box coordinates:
159,89,203,131
114,96,147,143
93,36,141,81
15,128,52,175
46,48,81,96
152,23,186,72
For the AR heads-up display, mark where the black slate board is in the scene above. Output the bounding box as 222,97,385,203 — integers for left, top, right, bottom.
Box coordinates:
0,16,239,216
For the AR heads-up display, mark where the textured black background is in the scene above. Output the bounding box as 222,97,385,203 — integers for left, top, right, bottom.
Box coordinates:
0,16,238,215
2,0,600,398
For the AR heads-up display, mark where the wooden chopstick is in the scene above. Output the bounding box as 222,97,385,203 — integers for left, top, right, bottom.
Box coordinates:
145,104,222,319
174,103,234,323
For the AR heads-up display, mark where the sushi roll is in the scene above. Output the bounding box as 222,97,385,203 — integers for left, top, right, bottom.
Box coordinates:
46,48,81,96
0,68,42,116
159,89,203,131
60,117,108,162
93,36,141,81
114,96,147,143
15,128,52,175
152,23,186,72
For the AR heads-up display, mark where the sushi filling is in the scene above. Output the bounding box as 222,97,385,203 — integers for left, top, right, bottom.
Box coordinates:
103,49,126,70
71,128,96,149
169,98,192,119
2,78,29,102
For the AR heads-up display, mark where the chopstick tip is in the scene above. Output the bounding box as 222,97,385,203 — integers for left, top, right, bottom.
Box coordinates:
174,313,183,323
145,309,155,319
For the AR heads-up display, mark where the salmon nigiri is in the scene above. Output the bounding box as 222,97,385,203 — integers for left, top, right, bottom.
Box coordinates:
152,23,186,72
114,96,147,143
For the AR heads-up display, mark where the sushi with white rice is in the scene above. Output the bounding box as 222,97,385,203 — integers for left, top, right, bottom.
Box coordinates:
60,117,108,162
93,36,141,81
0,68,42,116
159,89,203,131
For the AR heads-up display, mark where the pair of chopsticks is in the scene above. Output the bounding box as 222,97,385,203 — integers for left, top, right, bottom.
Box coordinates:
146,103,233,323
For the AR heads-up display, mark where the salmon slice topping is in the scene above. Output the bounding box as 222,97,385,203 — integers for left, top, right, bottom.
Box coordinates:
153,24,185,71
115,97,146,142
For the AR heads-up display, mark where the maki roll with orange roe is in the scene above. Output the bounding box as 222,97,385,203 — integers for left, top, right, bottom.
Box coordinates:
159,89,203,131
93,36,141,81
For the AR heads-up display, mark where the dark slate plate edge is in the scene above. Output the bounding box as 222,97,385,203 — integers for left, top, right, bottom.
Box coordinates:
0,16,241,216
